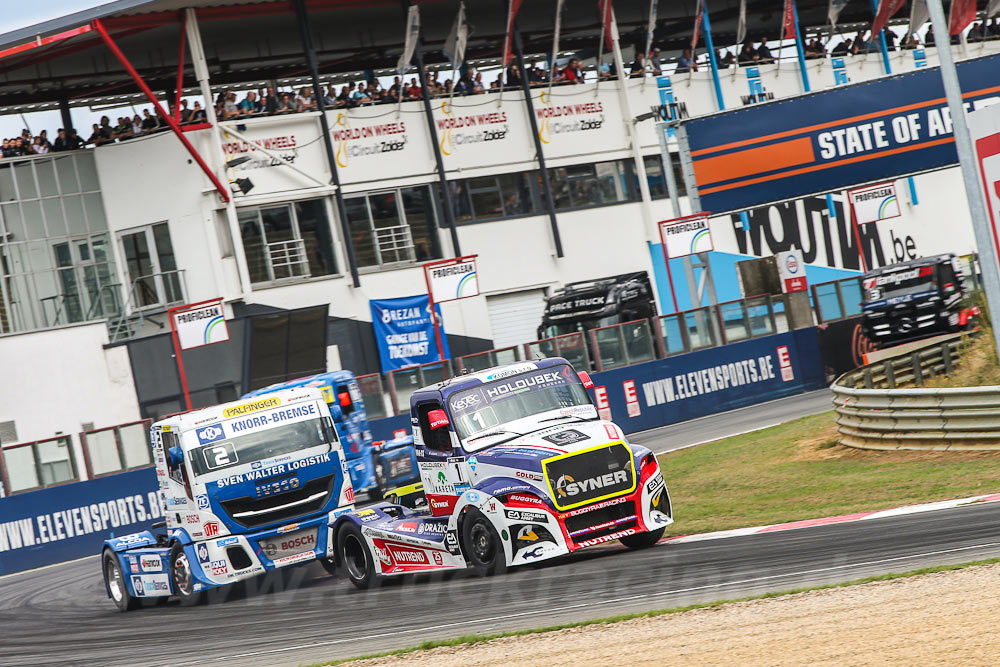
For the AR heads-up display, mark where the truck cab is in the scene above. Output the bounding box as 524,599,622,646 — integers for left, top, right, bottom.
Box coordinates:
330,358,673,589
243,371,419,498
861,254,978,346
100,387,353,611
538,272,657,368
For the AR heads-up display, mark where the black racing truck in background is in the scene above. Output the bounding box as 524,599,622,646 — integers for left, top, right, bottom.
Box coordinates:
861,254,980,346
537,272,658,369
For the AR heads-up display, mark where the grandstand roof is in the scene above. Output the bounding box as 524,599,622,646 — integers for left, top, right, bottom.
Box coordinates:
0,0,887,113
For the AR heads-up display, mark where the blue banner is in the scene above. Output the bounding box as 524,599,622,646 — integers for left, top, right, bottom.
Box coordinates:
369,295,450,372
681,53,1000,214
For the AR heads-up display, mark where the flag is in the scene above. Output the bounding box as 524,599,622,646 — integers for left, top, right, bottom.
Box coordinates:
907,0,928,36
599,0,614,51
782,0,797,41
948,0,976,35
501,0,523,65
552,0,565,65
989,0,1000,18
443,1,468,69
828,0,851,31
872,0,906,36
691,0,703,52
396,5,420,74
736,0,747,46
645,0,659,59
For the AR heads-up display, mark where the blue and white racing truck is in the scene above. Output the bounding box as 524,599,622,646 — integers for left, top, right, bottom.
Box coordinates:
328,357,673,588
101,387,354,611
243,371,419,498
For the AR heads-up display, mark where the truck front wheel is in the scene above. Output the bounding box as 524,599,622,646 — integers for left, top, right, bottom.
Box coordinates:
620,527,665,550
170,544,204,606
337,523,380,589
461,510,508,576
103,549,140,612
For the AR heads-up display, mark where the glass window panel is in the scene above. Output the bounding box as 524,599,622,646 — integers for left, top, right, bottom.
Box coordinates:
42,198,67,237
119,423,152,469
344,197,377,268
87,429,123,476
8,273,40,331
36,159,58,197
54,155,79,194
745,297,775,337
684,307,718,350
120,230,158,307
497,172,534,216
659,315,687,355
643,155,668,197
549,167,571,209
814,282,843,322
21,200,45,240
13,162,37,199
91,234,109,262
237,209,269,283
1,203,25,243
62,195,86,236
294,199,337,277
400,186,438,262
76,153,100,192
260,205,296,279
152,222,182,301
467,176,503,219
594,326,626,370
622,320,655,364
3,445,40,493
594,161,627,204
0,163,15,202
25,241,55,272
447,181,473,221
36,438,76,486
841,279,863,318
719,301,750,342
81,193,106,232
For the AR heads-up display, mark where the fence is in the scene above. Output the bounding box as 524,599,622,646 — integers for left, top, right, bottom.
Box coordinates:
830,333,1000,450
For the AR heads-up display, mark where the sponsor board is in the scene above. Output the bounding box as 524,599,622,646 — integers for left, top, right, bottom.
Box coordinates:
273,550,317,567
659,215,714,259
848,182,901,224
171,300,229,350
139,555,162,572
574,528,637,548
424,257,479,303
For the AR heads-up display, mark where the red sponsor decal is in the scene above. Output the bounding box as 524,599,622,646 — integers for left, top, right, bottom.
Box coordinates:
776,345,794,382
594,386,611,421
393,429,407,439
427,494,458,516
603,423,618,440
345,486,355,503
397,522,417,533
622,380,640,418
508,493,544,505
204,522,220,537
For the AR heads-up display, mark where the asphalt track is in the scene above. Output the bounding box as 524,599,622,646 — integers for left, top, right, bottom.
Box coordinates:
8,389,1000,667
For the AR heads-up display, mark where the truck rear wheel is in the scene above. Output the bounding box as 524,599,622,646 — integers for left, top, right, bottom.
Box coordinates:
461,509,507,576
103,549,140,612
337,523,380,590
170,544,204,606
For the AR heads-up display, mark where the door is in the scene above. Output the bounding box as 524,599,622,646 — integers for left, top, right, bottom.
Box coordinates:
487,289,548,348
119,222,180,308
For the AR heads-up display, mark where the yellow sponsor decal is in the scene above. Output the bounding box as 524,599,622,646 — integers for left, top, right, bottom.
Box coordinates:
223,397,281,418
320,385,335,403
542,441,637,511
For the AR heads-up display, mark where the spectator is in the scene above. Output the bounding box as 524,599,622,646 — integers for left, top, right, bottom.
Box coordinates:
239,91,260,115
130,114,143,136
969,22,984,42
507,62,523,88
903,33,920,50
804,39,825,59
629,57,645,78
831,38,851,56
51,128,70,152
925,26,935,47
296,87,315,110
987,19,1000,38
261,88,279,114
675,48,698,73
757,37,774,64
32,136,47,154
179,99,193,122
649,47,663,75
738,42,757,65
191,101,207,122
352,82,372,105
113,116,132,140
598,60,613,79
472,72,484,93
528,61,544,85
718,48,735,67
141,109,158,132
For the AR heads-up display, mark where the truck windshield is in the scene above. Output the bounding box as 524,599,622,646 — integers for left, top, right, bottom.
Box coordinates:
189,417,334,477
448,365,595,449
864,266,936,303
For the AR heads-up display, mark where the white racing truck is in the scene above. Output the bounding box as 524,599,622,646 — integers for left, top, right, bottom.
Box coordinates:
100,387,354,610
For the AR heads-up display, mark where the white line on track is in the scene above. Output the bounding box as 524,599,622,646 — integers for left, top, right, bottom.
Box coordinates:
169,540,1000,666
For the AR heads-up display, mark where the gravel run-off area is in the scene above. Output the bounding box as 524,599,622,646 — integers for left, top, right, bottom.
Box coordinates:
347,563,1000,666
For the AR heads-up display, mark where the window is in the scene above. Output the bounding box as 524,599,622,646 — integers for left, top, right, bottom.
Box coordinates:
119,222,182,309
549,161,630,210
642,154,687,198
344,186,441,269
450,172,537,222
0,153,119,333
1,436,78,494
82,420,153,478
238,199,338,284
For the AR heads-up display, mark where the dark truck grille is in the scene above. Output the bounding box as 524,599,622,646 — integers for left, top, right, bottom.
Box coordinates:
564,499,637,541
543,443,636,511
219,474,336,529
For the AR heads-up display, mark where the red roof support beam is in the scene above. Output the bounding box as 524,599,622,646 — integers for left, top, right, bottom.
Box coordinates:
0,25,92,61
174,11,187,122
90,18,231,203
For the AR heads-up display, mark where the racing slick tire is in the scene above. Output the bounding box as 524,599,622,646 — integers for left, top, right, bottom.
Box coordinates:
619,527,665,550
103,549,140,612
170,543,205,606
461,509,508,577
337,522,381,590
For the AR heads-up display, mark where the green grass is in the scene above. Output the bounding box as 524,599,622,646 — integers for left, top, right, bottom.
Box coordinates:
310,557,1000,666
656,411,1000,536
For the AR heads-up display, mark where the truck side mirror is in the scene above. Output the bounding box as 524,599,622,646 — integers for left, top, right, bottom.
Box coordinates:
167,445,184,469
428,409,450,430
338,391,352,408
578,371,594,389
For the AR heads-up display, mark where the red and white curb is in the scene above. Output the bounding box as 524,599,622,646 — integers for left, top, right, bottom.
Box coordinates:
662,492,1000,545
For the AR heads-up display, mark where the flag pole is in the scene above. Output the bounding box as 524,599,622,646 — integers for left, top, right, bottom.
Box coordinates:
701,6,725,110
793,2,811,92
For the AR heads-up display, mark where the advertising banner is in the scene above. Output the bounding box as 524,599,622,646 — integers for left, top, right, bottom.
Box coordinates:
218,115,329,196
848,182,901,224
680,53,1000,214
328,105,436,185
969,104,1000,273
170,299,229,350
424,256,479,303
659,214,714,258
369,295,450,372
777,249,808,293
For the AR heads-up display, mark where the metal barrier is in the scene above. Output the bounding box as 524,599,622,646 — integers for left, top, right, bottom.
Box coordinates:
524,332,590,371
590,319,656,371
386,359,453,414
830,333,1000,450
356,373,389,420
456,346,521,373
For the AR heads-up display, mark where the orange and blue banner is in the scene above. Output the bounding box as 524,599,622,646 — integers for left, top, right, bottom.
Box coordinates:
679,54,1000,215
